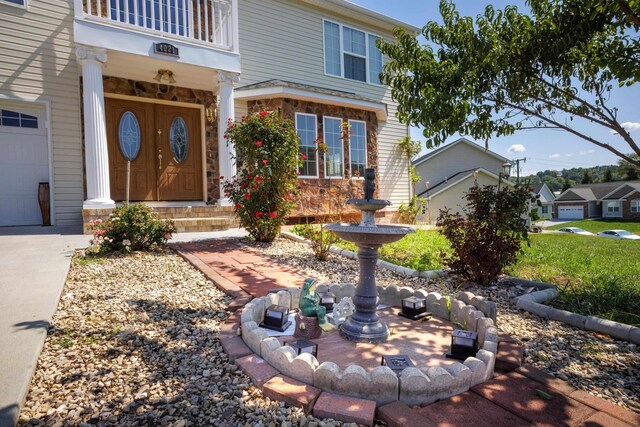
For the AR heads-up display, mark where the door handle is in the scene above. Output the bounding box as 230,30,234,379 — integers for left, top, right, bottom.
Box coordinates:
158,149,162,170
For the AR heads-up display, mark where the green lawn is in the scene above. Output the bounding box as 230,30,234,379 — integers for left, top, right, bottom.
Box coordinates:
335,229,640,325
548,219,640,234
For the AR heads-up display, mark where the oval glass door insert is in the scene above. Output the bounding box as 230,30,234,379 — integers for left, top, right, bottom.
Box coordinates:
170,117,189,163
118,111,141,161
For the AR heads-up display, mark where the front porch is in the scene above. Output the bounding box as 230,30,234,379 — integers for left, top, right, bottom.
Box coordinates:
73,0,240,232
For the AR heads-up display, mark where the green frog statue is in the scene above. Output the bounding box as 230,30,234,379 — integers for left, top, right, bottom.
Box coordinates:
299,278,336,331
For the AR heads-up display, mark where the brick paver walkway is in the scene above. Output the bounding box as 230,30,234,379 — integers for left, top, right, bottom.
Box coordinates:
173,238,640,427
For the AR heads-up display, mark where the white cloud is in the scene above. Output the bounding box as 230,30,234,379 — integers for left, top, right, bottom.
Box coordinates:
622,122,640,132
508,144,526,153
579,149,596,155
549,153,562,159
611,121,640,135
564,153,574,157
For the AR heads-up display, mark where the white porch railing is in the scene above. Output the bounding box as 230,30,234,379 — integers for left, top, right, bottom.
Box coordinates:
79,0,235,51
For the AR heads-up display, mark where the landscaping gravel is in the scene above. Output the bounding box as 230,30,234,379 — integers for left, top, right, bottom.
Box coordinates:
259,238,640,414
18,250,365,426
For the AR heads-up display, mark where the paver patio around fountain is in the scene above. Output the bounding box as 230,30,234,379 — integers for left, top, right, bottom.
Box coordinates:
173,239,640,427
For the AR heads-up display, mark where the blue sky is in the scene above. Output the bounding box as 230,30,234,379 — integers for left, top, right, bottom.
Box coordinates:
349,0,640,175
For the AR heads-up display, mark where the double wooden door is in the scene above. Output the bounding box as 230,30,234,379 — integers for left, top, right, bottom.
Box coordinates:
106,98,202,201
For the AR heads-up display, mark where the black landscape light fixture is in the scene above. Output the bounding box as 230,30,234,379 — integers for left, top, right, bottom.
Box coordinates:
260,304,291,332
381,355,415,373
285,338,318,358
399,296,430,321
318,291,336,313
446,329,478,360
497,161,512,193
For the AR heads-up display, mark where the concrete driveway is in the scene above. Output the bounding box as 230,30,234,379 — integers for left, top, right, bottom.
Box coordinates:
0,226,90,427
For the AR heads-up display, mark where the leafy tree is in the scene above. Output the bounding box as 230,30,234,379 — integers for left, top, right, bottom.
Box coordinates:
581,170,593,184
437,184,533,286
561,177,574,192
618,153,640,179
603,168,614,182
222,111,300,242
379,0,640,166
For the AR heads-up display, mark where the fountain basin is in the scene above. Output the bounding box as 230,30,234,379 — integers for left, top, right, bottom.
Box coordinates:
347,199,390,212
324,223,415,246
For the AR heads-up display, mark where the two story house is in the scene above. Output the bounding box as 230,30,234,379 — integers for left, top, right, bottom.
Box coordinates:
0,0,417,230
412,138,512,223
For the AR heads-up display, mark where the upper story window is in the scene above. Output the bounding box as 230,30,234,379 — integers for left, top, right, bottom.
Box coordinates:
0,0,26,8
348,120,367,177
323,20,383,85
0,109,38,129
295,113,318,178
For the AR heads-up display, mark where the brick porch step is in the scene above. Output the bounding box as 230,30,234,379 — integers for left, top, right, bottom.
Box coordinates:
173,217,232,233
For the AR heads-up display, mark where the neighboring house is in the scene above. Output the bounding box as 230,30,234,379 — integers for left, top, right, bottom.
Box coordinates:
0,0,416,229
531,183,555,219
412,138,512,222
553,181,640,220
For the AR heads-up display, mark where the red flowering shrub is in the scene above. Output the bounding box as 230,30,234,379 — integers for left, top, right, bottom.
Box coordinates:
222,111,299,242
436,184,533,286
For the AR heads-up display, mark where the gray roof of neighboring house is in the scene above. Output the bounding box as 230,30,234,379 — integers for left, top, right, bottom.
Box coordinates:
531,183,544,193
556,180,640,201
412,138,509,167
235,79,382,105
602,182,640,199
417,169,476,197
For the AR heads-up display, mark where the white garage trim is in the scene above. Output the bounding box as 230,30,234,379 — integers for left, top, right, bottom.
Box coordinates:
0,96,54,226
558,205,584,219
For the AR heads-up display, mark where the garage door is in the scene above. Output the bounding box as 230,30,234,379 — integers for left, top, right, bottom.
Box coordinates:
0,103,49,226
558,206,584,219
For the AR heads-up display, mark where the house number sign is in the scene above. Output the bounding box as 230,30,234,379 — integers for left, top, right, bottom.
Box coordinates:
154,42,179,57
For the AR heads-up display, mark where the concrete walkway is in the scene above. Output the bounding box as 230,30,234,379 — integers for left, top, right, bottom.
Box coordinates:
0,226,90,426
175,240,640,427
0,227,247,427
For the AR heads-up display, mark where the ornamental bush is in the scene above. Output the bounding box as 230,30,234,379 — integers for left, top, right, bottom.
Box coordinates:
88,203,176,253
436,184,534,286
222,111,300,242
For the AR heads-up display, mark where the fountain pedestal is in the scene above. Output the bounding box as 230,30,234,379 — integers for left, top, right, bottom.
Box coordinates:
324,168,414,343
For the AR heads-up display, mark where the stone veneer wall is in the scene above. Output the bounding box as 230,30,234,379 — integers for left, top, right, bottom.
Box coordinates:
102,76,221,202
247,98,379,220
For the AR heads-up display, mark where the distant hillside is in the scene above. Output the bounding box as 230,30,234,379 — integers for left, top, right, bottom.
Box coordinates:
521,165,623,192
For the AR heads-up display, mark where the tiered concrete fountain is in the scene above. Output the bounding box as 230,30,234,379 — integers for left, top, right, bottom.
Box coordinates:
324,168,414,343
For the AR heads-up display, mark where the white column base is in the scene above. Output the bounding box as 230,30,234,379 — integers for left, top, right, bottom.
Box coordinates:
83,198,116,209
217,197,234,207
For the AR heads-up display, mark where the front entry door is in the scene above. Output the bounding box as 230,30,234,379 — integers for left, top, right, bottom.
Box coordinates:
105,98,203,201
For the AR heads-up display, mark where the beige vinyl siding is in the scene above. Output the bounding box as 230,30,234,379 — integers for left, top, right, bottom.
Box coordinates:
415,142,505,197
421,174,499,223
0,0,83,226
237,0,410,206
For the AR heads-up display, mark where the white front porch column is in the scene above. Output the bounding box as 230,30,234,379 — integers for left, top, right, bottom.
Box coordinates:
76,45,114,208
217,71,240,206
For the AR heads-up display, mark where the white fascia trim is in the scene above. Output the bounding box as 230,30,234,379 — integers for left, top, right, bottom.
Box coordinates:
427,168,513,200
235,86,388,121
300,0,420,34
413,138,509,168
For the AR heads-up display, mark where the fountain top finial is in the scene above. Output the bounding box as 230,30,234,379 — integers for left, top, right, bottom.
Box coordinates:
364,168,375,200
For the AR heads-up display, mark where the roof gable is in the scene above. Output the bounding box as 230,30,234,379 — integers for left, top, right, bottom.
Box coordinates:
413,138,509,167
421,168,512,199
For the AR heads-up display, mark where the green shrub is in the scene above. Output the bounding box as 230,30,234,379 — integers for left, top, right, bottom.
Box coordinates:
437,184,532,286
291,223,339,261
88,203,176,253
222,111,300,242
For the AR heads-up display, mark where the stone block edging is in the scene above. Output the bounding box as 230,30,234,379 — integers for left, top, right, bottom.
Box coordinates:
281,231,444,279
239,283,499,407
510,278,640,345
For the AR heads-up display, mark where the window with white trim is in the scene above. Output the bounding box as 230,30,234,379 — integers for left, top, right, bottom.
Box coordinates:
631,200,640,213
0,109,38,128
323,117,344,178
348,120,367,177
541,205,549,215
324,20,383,84
295,113,318,178
0,0,26,8
607,201,621,213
